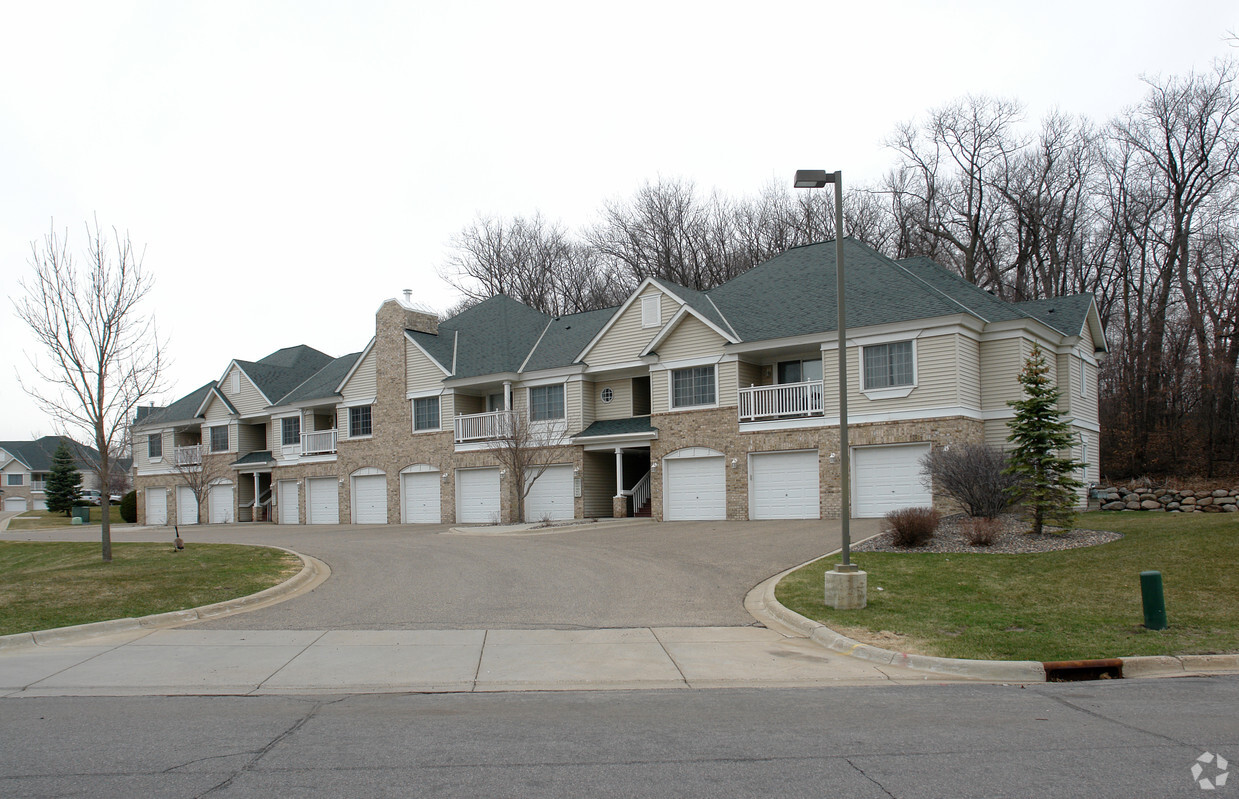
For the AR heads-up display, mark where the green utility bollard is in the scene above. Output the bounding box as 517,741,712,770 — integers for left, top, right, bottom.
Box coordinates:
1140,570,1167,630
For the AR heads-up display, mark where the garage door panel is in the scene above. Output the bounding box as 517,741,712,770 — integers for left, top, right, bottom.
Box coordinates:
665,457,725,521
278,480,299,525
209,484,234,524
307,478,339,525
524,465,573,522
4,496,28,512
854,444,932,518
402,472,441,524
177,485,198,525
750,450,819,520
145,489,167,525
353,474,387,524
457,468,500,524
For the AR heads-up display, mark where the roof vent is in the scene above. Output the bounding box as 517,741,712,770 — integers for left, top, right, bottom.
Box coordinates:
403,289,413,305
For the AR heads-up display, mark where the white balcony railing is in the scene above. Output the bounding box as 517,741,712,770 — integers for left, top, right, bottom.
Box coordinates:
737,380,825,422
174,445,203,466
454,410,513,443
31,481,47,493
301,429,338,455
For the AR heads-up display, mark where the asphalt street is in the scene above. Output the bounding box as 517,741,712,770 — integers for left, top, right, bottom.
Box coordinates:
2,678,1236,798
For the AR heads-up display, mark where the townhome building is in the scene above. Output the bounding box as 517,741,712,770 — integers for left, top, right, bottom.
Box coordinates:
1,437,130,511
131,239,1105,526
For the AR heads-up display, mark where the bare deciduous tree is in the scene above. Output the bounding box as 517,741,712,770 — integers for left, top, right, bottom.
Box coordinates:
486,409,576,524
170,450,231,525
14,219,166,561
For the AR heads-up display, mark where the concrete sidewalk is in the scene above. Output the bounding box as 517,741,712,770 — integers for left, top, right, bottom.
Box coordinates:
0,626,970,697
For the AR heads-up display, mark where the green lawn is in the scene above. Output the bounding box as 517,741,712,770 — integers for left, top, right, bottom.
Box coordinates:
6,506,127,529
0,542,301,636
775,512,1239,662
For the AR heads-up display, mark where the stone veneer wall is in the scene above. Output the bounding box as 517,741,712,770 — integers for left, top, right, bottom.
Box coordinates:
1097,485,1239,513
649,407,984,521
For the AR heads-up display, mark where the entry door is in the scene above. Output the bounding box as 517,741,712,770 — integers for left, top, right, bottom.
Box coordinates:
278,480,299,525
401,472,441,523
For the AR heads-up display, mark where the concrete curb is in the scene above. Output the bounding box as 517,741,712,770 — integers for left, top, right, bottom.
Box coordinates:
747,553,1239,681
0,545,329,653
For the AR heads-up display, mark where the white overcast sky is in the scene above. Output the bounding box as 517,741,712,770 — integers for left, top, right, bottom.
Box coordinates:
2,1,1236,441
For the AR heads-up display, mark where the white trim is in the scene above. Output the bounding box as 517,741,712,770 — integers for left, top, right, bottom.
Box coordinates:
668,364,719,411
664,446,725,459
335,337,376,394
444,371,520,389
410,395,443,434
576,431,659,450
656,353,728,370
640,304,739,358
338,396,376,408
858,338,918,397
641,295,661,328
583,359,655,374
215,360,275,406
351,466,385,477
403,330,452,376
739,404,986,431
407,387,446,400
400,463,438,474
522,374,573,388
517,320,554,373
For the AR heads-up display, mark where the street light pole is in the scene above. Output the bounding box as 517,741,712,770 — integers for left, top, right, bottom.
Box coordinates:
794,168,866,608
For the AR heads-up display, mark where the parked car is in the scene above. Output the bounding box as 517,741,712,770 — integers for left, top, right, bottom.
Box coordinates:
78,489,103,505
109,493,122,504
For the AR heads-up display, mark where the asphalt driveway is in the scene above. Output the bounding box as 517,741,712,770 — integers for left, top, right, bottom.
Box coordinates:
2,518,877,630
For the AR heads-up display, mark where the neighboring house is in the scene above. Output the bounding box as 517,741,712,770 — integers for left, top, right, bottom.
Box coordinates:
130,239,1105,526
0,437,130,512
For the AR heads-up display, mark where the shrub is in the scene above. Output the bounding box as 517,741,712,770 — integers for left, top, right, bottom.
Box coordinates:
960,516,1002,547
921,443,1023,518
886,506,940,548
120,490,137,523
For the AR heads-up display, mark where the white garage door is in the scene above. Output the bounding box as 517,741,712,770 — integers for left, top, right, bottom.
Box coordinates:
853,444,932,518
209,483,234,524
4,497,27,512
664,456,726,521
176,485,198,525
524,464,574,522
457,468,500,524
33,498,48,511
401,472,441,524
145,489,167,525
352,474,387,524
278,480,299,525
306,477,338,525
750,450,820,520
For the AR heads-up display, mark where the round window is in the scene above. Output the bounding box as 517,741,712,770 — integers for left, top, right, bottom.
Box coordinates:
601,387,614,404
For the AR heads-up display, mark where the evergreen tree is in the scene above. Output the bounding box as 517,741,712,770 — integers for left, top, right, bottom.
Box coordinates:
1005,344,1085,535
45,441,82,516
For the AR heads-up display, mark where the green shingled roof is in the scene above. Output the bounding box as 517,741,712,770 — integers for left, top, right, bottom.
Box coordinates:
650,279,736,339
437,295,551,378
522,307,615,373
276,352,362,406
1014,295,1096,339
232,450,273,467
236,346,333,403
574,416,658,438
705,239,967,341
894,256,1026,323
136,383,215,428
0,436,99,472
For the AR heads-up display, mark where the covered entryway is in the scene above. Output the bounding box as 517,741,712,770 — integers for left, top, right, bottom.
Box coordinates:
278,479,299,525
209,482,234,524
663,448,726,521
853,443,932,517
306,477,339,525
176,485,199,525
4,497,27,512
524,464,574,522
457,467,500,524
145,488,167,525
401,466,441,524
351,469,388,524
749,450,820,520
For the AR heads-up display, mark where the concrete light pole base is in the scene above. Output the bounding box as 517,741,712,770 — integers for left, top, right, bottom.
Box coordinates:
824,568,868,610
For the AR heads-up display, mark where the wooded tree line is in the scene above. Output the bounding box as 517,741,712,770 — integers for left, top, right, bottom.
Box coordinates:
441,60,1239,480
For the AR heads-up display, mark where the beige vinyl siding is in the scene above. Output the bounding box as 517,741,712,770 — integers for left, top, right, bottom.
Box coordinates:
201,421,235,454
340,348,378,403
512,386,529,418
223,366,267,416
594,379,634,420
566,381,584,432
440,392,456,421
736,361,762,391
582,453,613,517
586,286,678,367
980,338,1029,412
957,336,982,410
134,430,170,469
822,335,960,415
655,315,725,361
203,394,232,422
580,381,596,428
716,361,739,408
238,423,265,454
651,369,669,413
406,339,447,392
454,394,484,416
984,419,1012,450
1075,358,1099,427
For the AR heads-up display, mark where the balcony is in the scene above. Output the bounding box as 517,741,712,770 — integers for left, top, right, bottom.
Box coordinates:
454,410,513,443
174,445,203,466
31,481,47,493
738,380,825,423
301,429,338,456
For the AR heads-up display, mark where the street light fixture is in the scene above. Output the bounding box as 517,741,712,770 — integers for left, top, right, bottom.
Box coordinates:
794,168,866,609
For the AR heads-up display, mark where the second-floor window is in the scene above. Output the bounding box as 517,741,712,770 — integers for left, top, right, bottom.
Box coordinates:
209,425,229,453
529,385,565,421
413,397,440,431
6,474,23,486
349,405,372,438
148,434,162,459
863,341,914,390
281,416,301,447
672,366,716,408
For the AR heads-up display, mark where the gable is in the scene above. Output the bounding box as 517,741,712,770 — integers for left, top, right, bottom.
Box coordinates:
221,364,268,415
202,392,234,422
340,345,378,402
582,284,679,367
653,314,727,361
406,336,449,392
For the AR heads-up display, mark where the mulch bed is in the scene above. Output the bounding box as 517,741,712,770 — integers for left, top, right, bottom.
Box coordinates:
853,513,1122,554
